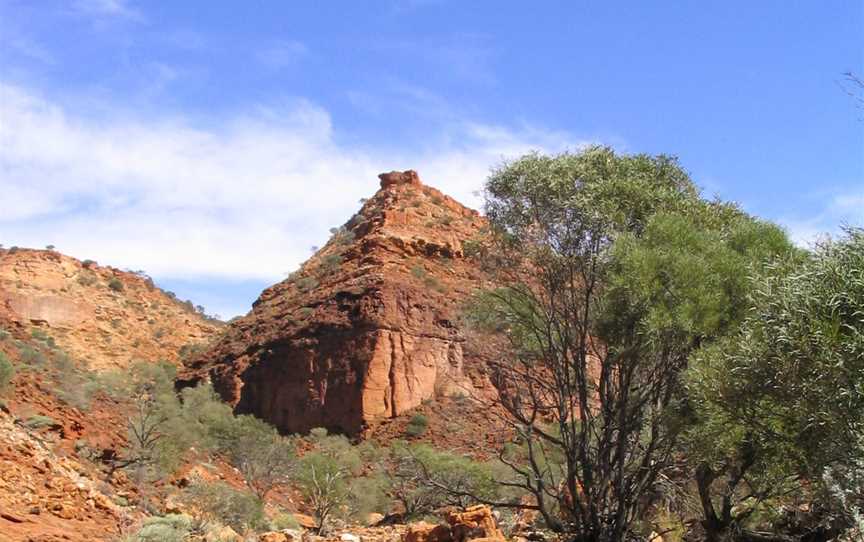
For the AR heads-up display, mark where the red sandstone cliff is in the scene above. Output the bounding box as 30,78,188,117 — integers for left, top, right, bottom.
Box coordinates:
181,171,497,435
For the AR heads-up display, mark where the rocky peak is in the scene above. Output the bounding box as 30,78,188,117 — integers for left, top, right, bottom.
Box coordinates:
182,171,495,436
378,169,422,189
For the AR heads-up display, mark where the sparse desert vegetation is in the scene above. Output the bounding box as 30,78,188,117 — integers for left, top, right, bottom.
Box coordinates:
0,4,860,538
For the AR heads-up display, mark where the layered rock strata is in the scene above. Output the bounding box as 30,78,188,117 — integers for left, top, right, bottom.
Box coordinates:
181,171,495,435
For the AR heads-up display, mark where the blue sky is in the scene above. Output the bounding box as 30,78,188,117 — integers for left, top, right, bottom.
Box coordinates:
1,0,862,319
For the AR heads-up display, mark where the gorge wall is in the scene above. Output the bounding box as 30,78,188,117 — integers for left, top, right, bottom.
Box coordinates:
0,248,223,370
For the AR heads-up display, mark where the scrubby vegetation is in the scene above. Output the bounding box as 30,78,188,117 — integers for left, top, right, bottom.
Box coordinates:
0,352,13,396
108,277,125,291
455,147,863,541
404,413,429,437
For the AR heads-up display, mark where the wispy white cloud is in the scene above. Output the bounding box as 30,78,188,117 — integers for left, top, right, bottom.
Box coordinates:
781,189,864,248
0,82,584,290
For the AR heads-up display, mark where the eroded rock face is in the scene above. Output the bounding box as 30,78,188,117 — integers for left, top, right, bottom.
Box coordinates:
181,171,496,435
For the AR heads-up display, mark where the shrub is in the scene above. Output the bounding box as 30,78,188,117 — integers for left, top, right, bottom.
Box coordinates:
130,514,193,542
82,259,97,268
294,429,366,533
185,481,265,534
77,272,98,286
320,253,343,274
217,414,297,499
176,383,297,498
22,414,58,429
270,511,300,530
329,226,356,246
31,328,54,346
108,362,191,481
462,239,482,258
17,343,47,367
108,277,124,292
296,276,318,292
390,442,501,511
405,413,429,437
0,352,14,395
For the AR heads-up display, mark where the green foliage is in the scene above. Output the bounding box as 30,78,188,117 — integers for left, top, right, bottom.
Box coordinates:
214,413,297,498
329,226,356,246
110,378,298,497
22,414,58,429
16,342,46,367
320,253,343,274
389,442,502,514
410,265,426,279
31,328,54,345
129,514,193,542
269,510,300,530
0,352,13,396
7,337,107,410
462,238,483,258
687,228,864,485
108,277,125,292
77,270,98,286
600,209,796,370
185,481,265,534
36,347,113,411
405,413,429,437
293,428,387,532
296,276,318,292
472,147,796,539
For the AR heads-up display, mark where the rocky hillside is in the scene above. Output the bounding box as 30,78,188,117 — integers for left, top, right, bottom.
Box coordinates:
0,248,223,371
181,171,499,435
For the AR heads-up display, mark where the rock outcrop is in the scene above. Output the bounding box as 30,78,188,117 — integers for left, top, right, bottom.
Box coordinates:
405,506,505,542
181,171,496,435
0,248,223,370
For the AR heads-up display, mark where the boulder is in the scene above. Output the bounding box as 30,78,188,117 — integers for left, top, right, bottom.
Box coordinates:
447,505,505,542
259,533,289,542
281,529,303,541
405,522,453,542
294,513,318,529
366,512,385,526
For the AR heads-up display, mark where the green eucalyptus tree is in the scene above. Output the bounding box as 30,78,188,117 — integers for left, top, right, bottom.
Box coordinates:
465,147,794,542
